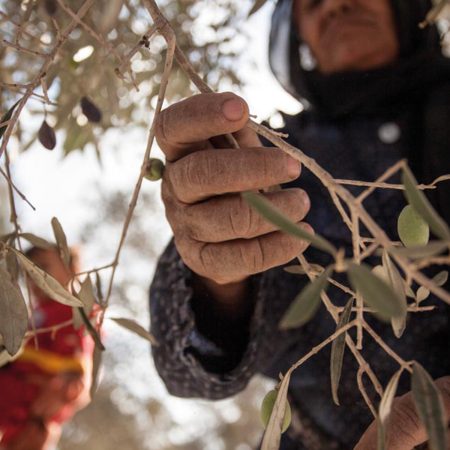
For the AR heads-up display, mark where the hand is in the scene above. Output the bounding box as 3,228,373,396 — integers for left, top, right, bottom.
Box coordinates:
156,92,312,286
354,376,450,450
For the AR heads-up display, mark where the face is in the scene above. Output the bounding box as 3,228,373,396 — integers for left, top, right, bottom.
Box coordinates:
294,0,400,74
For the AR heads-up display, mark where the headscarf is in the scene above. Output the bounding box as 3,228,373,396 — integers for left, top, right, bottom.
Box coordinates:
269,0,450,118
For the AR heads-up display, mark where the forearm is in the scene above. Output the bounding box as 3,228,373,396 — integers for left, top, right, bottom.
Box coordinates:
149,239,305,398
150,240,268,398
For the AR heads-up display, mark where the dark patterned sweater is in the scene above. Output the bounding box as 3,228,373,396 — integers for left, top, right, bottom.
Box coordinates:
149,105,450,449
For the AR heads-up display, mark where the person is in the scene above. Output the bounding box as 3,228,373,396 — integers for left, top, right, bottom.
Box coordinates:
149,0,450,448
0,246,94,450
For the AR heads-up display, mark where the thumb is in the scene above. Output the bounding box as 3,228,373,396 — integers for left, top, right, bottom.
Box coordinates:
354,376,450,450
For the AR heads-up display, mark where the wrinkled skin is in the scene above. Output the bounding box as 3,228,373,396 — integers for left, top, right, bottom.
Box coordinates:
354,376,450,450
294,0,399,73
156,91,312,316
156,0,449,447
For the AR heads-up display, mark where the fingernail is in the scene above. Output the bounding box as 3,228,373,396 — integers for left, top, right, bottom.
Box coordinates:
222,98,245,121
287,157,301,179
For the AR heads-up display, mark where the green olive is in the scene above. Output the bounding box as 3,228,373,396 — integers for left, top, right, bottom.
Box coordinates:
397,205,430,248
144,158,165,181
260,389,292,433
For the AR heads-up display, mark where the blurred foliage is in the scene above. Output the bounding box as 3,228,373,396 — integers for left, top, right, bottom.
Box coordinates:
0,0,250,156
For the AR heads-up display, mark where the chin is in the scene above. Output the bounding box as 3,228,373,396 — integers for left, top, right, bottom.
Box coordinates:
320,44,395,74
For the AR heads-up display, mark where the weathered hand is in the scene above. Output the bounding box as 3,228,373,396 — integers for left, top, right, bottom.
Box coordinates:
354,376,450,450
156,92,312,285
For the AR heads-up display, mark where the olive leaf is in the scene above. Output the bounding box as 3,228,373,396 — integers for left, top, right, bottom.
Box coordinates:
284,264,324,276
348,263,406,322
377,369,403,450
90,343,103,399
432,270,448,287
283,265,305,275
416,286,430,304
0,346,15,368
78,275,96,313
51,217,71,270
0,265,28,356
38,120,56,150
412,362,448,450
13,250,83,307
415,269,447,304
330,298,353,406
80,96,102,123
110,317,159,346
6,250,19,284
402,166,450,241
372,262,407,334
248,0,268,17
73,275,97,329
260,370,292,450
382,251,407,338
279,267,332,330
95,272,104,306
404,283,415,299
19,233,53,250
390,241,448,260
0,100,20,141
243,192,337,255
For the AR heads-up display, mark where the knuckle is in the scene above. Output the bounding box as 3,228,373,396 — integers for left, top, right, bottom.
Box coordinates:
243,238,266,273
258,152,271,182
183,152,208,191
182,209,202,241
197,243,220,279
175,236,203,273
390,399,421,444
229,196,254,238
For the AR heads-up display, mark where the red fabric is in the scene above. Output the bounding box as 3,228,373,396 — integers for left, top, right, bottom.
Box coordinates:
0,297,94,444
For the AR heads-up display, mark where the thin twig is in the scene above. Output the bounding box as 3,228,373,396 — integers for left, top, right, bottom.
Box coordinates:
101,21,177,322
357,367,377,418
362,320,412,372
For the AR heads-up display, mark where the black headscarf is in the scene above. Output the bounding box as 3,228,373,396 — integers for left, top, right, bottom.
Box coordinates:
269,0,450,118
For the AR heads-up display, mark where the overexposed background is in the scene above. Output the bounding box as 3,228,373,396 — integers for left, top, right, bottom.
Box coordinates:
0,1,301,448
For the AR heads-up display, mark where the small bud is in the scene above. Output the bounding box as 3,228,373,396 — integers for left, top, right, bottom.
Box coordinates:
80,97,102,123
144,158,165,181
38,120,56,150
44,0,58,16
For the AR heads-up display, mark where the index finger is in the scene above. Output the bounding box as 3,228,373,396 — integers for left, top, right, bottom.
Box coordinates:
155,92,249,162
